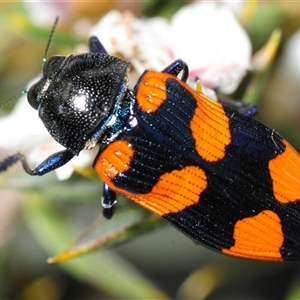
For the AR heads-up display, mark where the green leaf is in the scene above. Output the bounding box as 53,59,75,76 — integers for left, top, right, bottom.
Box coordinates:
22,193,169,299
48,206,165,264
244,29,282,104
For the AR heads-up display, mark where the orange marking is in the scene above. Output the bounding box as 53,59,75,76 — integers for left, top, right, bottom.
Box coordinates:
222,210,283,260
269,139,300,203
97,159,207,216
94,140,134,180
136,71,231,162
133,166,207,216
190,93,231,162
136,72,167,112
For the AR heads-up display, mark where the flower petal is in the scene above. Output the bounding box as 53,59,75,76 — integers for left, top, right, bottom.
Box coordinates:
170,2,252,93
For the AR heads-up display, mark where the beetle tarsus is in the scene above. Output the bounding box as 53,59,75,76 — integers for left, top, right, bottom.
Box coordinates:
0,153,25,172
162,59,189,82
102,183,117,219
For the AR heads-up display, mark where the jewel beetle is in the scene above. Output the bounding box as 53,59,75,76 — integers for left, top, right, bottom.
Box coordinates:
1,32,300,261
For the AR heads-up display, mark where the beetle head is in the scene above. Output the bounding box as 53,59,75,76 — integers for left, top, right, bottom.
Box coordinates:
27,52,130,155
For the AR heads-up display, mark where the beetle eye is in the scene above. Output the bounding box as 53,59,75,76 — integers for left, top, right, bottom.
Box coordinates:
27,82,39,110
27,56,65,110
44,55,64,73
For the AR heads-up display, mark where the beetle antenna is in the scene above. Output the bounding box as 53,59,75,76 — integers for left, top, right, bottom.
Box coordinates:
0,89,28,110
42,16,59,67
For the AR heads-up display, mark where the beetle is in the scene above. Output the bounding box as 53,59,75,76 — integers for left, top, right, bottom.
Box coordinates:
1,33,300,261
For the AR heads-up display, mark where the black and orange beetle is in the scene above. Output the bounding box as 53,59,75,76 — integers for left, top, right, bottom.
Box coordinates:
1,33,300,261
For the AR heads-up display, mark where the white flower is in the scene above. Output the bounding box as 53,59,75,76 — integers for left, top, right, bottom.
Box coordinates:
170,2,252,94
89,10,171,82
90,3,252,94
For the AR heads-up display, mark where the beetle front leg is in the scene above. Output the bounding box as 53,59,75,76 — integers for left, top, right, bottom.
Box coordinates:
0,150,75,176
162,59,189,82
102,183,117,219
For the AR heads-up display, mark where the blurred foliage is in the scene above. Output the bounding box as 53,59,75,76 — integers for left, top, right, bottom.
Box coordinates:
2,1,300,299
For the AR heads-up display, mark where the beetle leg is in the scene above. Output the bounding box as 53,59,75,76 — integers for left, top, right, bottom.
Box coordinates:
162,59,189,82
102,183,117,219
240,105,259,117
0,150,74,176
220,97,259,117
89,36,108,55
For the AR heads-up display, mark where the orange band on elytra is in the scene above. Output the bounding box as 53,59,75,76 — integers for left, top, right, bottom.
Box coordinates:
269,139,300,203
134,165,207,216
190,93,231,162
94,140,134,181
136,72,167,113
222,210,283,260
137,71,231,162
99,163,207,217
